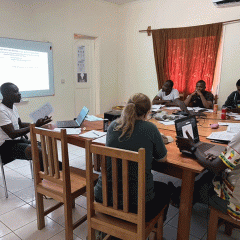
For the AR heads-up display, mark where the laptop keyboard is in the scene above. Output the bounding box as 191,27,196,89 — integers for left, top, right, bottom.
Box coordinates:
57,121,78,128
197,142,214,152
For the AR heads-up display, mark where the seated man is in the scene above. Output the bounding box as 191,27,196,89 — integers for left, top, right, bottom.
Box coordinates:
0,82,52,168
222,79,240,109
152,80,179,105
184,80,213,109
174,132,240,221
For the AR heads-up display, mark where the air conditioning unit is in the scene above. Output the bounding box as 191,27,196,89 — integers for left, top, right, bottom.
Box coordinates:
213,0,240,7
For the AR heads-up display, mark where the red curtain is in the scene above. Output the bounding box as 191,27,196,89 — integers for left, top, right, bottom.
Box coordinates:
152,23,222,96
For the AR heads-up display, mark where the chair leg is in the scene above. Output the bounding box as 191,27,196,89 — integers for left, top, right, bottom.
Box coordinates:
36,192,45,229
29,160,34,179
207,208,219,240
72,199,75,208
224,222,233,236
64,200,74,240
155,213,164,240
87,227,95,240
0,158,8,198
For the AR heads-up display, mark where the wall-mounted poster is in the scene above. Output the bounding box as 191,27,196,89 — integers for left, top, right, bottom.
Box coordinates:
77,46,87,83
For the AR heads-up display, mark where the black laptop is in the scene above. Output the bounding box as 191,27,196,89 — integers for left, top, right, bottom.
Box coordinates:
56,106,89,128
173,99,206,117
175,115,226,156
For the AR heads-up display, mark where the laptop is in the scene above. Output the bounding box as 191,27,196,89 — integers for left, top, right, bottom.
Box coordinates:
173,99,206,117
56,106,89,128
175,115,226,156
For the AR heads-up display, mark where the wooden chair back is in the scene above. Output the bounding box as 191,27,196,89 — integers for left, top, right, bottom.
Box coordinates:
31,125,71,198
86,139,165,240
30,124,93,240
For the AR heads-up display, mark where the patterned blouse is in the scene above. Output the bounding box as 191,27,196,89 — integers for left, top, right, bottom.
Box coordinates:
214,131,240,221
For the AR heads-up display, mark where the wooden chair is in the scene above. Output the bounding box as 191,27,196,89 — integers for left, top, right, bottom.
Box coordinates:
85,140,167,240
30,124,98,240
207,206,240,240
0,154,33,198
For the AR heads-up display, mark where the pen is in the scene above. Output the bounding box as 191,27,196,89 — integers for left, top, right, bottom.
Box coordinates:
93,131,100,137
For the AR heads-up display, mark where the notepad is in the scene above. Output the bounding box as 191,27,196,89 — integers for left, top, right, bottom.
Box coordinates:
79,130,107,139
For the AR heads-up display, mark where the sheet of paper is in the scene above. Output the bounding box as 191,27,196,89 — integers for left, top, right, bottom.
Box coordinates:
226,123,240,133
207,131,236,142
228,112,239,116
92,135,106,144
218,122,231,126
85,115,103,121
29,102,53,122
158,120,175,125
164,107,181,110
53,128,81,135
205,109,213,113
151,105,164,111
191,107,205,112
79,130,107,139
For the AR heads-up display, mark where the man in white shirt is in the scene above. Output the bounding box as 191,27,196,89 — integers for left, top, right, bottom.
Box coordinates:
0,82,52,168
152,80,179,105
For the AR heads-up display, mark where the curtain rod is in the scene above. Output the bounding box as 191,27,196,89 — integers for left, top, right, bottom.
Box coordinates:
139,18,240,36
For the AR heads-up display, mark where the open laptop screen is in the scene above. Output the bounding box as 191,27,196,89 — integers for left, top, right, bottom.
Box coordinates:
175,116,200,143
76,106,89,126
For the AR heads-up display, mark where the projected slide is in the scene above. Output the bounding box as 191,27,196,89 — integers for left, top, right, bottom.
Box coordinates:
0,47,49,92
0,37,54,98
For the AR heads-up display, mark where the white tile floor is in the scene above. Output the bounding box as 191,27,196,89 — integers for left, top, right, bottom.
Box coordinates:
0,144,240,240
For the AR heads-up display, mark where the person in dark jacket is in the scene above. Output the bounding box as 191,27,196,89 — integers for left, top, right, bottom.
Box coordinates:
222,79,240,109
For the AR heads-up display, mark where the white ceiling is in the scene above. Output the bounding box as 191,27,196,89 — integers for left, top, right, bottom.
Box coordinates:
101,0,141,4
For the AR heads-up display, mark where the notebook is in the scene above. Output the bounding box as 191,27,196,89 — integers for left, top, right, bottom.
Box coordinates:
175,115,226,156
173,99,207,117
56,106,89,128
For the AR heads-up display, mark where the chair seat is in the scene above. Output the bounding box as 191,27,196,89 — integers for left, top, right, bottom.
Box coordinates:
91,209,164,240
38,167,98,200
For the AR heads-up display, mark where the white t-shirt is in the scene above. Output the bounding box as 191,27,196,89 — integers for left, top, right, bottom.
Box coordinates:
0,103,20,146
157,88,179,101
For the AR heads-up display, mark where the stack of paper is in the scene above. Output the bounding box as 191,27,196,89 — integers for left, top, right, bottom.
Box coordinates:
207,131,236,142
53,128,81,135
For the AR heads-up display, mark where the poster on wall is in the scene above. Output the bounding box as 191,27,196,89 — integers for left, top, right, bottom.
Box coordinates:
77,45,87,83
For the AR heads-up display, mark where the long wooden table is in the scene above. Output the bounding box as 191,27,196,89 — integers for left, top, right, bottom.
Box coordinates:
65,112,235,240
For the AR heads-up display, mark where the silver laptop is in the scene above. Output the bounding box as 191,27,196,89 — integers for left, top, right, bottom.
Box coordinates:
173,99,207,117
56,106,89,128
175,115,226,156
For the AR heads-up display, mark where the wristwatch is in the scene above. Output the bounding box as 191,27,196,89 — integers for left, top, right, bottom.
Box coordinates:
190,146,197,154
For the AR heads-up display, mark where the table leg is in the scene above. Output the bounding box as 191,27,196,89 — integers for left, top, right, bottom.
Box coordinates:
177,170,196,240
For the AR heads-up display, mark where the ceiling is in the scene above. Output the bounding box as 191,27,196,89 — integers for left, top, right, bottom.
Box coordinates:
101,0,141,4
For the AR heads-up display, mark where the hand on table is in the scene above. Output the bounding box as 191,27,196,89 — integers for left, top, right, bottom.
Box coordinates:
206,153,217,161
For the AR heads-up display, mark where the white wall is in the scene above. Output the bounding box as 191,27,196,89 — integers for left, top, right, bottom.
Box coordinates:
117,0,240,107
0,0,119,122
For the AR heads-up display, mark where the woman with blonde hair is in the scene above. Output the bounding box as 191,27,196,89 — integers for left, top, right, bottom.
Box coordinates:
94,93,172,223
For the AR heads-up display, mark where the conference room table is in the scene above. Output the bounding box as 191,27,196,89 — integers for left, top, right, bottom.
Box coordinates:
63,110,238,240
